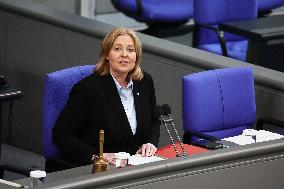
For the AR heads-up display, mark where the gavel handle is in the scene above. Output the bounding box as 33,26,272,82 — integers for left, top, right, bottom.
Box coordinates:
99,130,104,158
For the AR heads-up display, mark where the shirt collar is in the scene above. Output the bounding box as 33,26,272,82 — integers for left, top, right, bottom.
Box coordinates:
110,73,133,91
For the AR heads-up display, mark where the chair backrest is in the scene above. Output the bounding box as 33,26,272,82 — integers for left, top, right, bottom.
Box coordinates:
112,0,193,24
257,0,284,12
194,0,257,44
182,67,256,141
43,65,95,159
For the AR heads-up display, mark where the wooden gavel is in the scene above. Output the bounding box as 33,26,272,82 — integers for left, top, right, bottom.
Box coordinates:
92,130,108,173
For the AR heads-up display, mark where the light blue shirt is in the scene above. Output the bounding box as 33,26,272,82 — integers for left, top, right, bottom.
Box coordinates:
111,74,137,135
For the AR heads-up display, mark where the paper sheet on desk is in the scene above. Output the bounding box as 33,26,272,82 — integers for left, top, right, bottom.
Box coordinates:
222,130,284,145
128,154,165,166
222,135,256,145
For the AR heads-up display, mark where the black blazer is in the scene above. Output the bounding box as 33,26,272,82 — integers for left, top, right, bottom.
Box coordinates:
53,71,160,165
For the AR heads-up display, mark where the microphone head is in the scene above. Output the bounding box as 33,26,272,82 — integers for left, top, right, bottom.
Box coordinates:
154,105,164,120
162,104,171,115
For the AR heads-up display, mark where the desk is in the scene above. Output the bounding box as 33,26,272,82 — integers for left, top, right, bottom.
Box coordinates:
0,85,23,177
220,15,284,72
11,139,284,189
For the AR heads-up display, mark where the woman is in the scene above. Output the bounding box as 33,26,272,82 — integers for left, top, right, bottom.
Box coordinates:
53,28,160,167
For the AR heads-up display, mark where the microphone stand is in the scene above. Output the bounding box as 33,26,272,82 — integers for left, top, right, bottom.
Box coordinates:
161,115,188,157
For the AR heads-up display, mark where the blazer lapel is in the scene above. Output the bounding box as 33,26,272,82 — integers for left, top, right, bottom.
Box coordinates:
103,75,133,137
133,80,143,136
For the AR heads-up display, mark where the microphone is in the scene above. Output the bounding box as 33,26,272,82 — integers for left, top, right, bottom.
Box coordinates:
154,105,164,121
162,104,171,115
160,104,188,157
160,104,174,123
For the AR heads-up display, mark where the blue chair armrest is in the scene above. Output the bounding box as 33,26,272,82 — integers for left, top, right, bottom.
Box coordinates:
183,131,218,144
194,23,228,57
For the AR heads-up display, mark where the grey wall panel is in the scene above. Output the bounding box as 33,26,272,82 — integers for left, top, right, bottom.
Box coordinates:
0,12,6,73
255,85,284,120
5,12,99,74
0,11,7,142
95,0,117,14
30,0,81,15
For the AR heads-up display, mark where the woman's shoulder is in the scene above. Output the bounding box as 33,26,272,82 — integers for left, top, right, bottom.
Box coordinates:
75,73,95,85
74,73,105,90
140,71,154,83
139,70,150,79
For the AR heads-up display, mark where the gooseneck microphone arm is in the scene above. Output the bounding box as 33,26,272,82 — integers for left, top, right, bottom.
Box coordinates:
155,105,180,157
161,116,181,157
167,117,188,156
160,104,188,157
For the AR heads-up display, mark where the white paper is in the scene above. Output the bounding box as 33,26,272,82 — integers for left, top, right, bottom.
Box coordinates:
222,129,284,145
128,154,165,166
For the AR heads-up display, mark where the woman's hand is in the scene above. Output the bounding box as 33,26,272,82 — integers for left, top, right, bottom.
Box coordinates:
103,153,127,167
136,143,157,157
103,153,116,165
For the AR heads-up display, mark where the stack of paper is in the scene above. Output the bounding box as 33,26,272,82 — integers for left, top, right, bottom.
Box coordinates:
222,129,284,145
222,135,256,145
128,154,165,166
255,130,284,142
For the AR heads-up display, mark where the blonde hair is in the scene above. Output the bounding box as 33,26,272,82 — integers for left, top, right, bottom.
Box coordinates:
94,27,143,81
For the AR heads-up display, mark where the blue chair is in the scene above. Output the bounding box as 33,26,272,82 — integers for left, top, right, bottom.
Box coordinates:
111,0,193,25
257,0,284,16
193,0,257,62
43,65,95,172
182,67,256,144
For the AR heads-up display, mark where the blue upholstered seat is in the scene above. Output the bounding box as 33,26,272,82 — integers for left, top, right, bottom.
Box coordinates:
112,0,193,24
182,67,256,143
193,0,257,62
199,41,248,61
43,65,94,162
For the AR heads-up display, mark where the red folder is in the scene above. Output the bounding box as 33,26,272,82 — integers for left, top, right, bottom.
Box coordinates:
156,143,208,159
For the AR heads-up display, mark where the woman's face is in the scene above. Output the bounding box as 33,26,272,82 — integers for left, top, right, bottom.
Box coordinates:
107,35,136,77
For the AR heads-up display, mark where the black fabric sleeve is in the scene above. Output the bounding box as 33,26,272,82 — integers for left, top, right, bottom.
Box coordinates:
146,74,160,147
52,83,96,165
